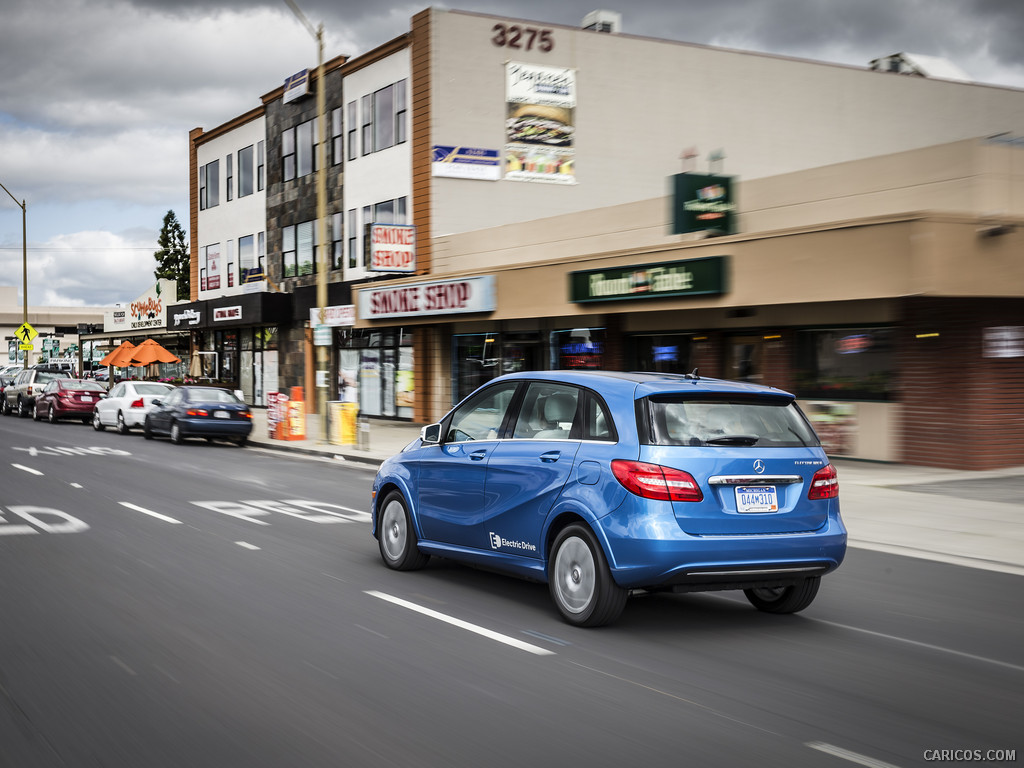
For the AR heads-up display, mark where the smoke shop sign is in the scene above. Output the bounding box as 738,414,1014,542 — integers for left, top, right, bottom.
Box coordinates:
359,276,496,320
570,256,726,303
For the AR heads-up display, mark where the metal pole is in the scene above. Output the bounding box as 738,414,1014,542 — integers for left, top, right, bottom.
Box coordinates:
315,24,329,443
0,180,28,369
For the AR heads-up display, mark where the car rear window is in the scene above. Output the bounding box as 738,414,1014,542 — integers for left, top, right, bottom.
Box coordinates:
37,371,68,384
135,383,172,395
644,396,820,448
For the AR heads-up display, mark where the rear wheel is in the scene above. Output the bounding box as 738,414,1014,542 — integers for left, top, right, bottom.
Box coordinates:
170,421,183,445
235,435,248,447
92,410,105,431
549,524,627,627
744,577,821,614
116,411,129,434
377,491,429,570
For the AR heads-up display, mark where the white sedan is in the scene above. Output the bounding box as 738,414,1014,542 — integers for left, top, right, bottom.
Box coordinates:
92,381,175,434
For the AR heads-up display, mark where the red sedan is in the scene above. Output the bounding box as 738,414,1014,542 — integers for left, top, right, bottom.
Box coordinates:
34,379,107,424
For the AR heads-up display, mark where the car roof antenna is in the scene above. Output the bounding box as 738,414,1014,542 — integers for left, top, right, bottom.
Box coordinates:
688,368,700,380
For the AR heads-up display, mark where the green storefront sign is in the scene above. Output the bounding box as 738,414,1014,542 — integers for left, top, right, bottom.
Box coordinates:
671,173,736,235
570,255,727,303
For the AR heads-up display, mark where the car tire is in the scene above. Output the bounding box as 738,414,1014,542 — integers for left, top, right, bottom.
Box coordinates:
377,490,429,571
170,421,183,445
743,577,821,614
48,405,57,424
92,409,105,431
143,417,153,440
2,398,10,416
32,404,41,421
549,524,628,627
17,398,28,418
116,411,129,435
235,435,247,447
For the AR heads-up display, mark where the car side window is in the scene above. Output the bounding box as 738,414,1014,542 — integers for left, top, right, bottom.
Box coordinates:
584,393,614,441
446,382,519,443
512,383,580,440
111,384,124,398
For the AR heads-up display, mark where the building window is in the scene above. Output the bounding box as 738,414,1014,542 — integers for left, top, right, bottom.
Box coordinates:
794,327,895,400
257,231,265,275
362,205,371,263
225,154,233,202
297,119,315,178
282,128,295,181
373,84,395,152
281,221,317,278
331,107,342,166
257,141,265,191
347,209,357,268
239,234,257,283
238,145,254,197
226,239,235,287
202,243,221,290
346,101,357,161
550,328,606,370
332,212,343,269
361,94,372,156
199,159,219,210
395,79,407,145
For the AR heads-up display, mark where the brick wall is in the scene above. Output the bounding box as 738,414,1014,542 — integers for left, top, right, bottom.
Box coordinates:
899,297,1024,469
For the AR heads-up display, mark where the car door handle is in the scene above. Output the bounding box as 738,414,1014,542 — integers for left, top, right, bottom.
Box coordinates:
540,451,561,463
469,450,488,461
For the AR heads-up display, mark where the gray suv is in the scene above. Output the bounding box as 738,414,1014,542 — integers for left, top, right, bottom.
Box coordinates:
2,368,71,417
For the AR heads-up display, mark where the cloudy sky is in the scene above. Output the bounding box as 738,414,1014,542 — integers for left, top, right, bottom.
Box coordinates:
1,0,1023,307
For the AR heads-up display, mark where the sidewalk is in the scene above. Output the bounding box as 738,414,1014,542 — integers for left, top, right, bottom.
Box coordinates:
247,410,1024,576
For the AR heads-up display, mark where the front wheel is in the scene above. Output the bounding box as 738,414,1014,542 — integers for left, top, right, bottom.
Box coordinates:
93,410,105,431
549,524,627,627
143,417,153,440
48,406,58,424
2,397,11,416
377,491,429,570
32,404,41,421
744,577,821,614
170,421,183,445
17,398,29,418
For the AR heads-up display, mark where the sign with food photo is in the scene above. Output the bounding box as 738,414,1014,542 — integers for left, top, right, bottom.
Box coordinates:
504,62,576,185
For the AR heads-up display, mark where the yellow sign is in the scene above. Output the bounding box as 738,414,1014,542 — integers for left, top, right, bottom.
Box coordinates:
16,322,37,344
19,342,34,351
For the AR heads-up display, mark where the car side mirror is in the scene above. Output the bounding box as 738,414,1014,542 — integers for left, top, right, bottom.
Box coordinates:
420,423,441,444
151,399,162,407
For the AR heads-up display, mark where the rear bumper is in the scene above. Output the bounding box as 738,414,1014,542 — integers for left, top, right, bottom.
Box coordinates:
595,499,847,590
178,418,253,438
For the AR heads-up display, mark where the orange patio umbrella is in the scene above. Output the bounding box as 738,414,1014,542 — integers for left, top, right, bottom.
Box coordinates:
128,339,181,366
98,340,136,368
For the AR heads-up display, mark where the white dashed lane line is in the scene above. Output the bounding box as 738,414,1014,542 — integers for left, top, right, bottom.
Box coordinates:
12,464,43,476
118,502,183,525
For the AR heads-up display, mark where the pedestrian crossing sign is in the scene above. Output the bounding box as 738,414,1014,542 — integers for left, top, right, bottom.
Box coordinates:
16,322,37,344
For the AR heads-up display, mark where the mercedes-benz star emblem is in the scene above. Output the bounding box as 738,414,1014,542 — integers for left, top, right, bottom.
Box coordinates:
753,460,765,474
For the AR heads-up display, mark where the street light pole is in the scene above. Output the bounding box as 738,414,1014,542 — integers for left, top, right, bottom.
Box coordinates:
285,0,330,444
0,179,28,369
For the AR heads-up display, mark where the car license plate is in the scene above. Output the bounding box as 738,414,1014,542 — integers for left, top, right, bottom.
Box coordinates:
81,396,94,402
214,410,230,419
735,486,778,513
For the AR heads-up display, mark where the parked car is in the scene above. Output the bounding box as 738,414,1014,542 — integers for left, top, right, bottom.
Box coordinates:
92,381,174,434
143,386,252,446
2,368,72,417
33,379,107,423
0,374,15,403
371,370,847,627
0,364,23,377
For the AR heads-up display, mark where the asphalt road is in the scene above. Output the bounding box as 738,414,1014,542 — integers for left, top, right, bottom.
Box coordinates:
1,415,1021,768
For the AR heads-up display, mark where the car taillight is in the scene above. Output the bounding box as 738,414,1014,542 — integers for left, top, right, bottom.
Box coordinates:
808,464,838,500
240,411,252,419
129,398,144,408
186,408,209,417
611,460,703,502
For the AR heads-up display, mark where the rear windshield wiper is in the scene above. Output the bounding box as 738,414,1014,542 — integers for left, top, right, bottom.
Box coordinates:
705,434,760,446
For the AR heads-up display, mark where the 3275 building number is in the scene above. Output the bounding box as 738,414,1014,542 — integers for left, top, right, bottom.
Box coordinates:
491,24,554,52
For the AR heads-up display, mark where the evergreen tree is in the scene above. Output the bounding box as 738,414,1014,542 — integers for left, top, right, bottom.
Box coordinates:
153,210,190,301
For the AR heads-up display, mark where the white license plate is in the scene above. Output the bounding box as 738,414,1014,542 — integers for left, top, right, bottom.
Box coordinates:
735,486,778,513
214,410,231,419
80,396,94,402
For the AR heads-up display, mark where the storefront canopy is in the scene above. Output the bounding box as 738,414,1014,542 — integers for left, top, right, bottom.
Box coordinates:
99,339,180,368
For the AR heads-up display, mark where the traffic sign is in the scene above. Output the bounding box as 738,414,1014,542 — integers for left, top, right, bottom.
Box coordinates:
19,343,34,351
16,322,37,344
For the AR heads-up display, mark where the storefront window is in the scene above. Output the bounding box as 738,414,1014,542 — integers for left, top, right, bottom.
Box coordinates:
725,335,763,383
337,328,413,419
453,333,502,404
794,327,895,400
501,332,542,375
550,328,605,370
629,334,692,374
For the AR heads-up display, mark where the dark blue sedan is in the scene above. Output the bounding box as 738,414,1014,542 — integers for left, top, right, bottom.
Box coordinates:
371,370,846,627
143,386,252,446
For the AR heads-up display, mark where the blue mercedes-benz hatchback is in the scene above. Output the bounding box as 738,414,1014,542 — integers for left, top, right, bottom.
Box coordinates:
371,371,846,627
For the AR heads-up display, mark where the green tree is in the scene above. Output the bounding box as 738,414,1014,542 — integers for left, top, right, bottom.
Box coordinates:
153,210,190,301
